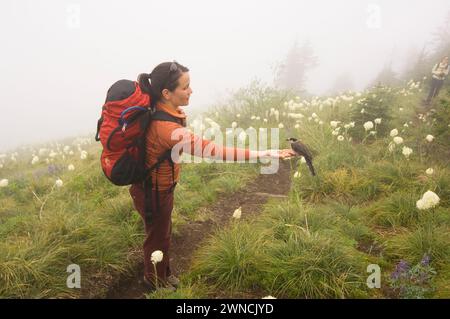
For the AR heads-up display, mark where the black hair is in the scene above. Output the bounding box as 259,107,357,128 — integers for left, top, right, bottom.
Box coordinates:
138,61,189,109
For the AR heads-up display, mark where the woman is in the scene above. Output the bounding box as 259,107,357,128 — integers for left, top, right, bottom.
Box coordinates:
425,56,449,105
129,61,295,291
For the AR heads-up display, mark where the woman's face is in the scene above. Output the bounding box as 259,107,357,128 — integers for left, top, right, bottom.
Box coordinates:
162,72,192,107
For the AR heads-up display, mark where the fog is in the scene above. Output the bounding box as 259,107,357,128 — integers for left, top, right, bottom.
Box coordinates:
1,0,449,152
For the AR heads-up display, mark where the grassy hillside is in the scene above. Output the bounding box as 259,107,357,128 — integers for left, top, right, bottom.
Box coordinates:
1,78,449,299
147,80,450,299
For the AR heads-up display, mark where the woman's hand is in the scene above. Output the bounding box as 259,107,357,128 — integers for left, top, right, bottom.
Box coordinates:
259,149,297,159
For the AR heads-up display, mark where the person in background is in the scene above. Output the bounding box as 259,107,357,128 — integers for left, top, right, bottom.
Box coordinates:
425,56,449,105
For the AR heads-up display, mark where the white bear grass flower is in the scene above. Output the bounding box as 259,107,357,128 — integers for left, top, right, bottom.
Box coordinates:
150,249,164,288
393,136,404,145
374,118,382,124
55,179,64,188
330,121,340,128
68,164,75,171
0,179,8,187
425,135,434,142
363,121,374,131
425,168,434,175
232,207,242,219
31,156,39,165
402,146,413,159
293,171,301,178
151,250,163,264
390,129,399,137
416,190,440,210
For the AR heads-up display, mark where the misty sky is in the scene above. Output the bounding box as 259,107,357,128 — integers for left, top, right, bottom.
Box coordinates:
1,0,449,152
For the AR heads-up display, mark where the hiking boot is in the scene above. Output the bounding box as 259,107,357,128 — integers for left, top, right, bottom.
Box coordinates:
143,276,176,292
167,275,180,288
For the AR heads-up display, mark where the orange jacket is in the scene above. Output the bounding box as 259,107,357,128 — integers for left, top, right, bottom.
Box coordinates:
145,103,250,190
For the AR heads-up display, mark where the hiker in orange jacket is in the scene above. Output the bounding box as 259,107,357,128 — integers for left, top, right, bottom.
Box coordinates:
129,61,295,291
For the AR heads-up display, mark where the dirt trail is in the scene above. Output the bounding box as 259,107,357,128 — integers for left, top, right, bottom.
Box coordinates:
104,160,292,299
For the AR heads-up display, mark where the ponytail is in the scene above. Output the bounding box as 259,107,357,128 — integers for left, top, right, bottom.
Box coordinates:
138,73,152,95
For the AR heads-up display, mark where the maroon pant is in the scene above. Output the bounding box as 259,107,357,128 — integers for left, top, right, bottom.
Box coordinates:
129,183,174,284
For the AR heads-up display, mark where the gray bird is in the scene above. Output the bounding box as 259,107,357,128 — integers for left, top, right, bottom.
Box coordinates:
286,138,316,176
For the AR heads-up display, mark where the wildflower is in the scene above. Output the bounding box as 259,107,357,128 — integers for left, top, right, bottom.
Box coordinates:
332,130,339,136
278,123,284,129
349,122,355,128
55,179,64,188
393,136,404,145
294,124,300,129
263,118,268,123
363,121,374,131
68,164,75,171
80,150,88,160
391,260,410,280
31,156,39,165
390,129,398,137
318,120,323,125
311,113,318,119
425,168,434,175
425,135,434,142
361,108,365,114
255,116,260,121
0,179,8,187
337,135,344,141
416,190,440,210
421,254,431,267
369,130,377,136
374,118,382,124
293,171,301,178
330,121,340,128
402,146,413,158
403,123,409,128
399,108,404,111
236,114,241,118
251,115,256,120
232,207,242,219
151,250,163,264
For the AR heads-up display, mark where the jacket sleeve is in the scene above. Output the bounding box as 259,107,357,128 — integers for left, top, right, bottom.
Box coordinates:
158,122,250,160
432,64,440,75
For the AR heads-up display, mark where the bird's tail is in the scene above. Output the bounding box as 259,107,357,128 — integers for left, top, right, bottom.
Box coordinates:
305,158,316,176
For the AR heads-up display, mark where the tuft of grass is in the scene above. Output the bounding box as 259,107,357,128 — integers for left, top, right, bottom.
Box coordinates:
259,232,369,298
189,223,267,292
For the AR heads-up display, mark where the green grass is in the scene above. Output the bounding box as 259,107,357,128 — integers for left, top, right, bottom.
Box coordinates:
1,80,449,299
0,141,258,298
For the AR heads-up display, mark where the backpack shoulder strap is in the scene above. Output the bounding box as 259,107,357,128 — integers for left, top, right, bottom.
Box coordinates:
152,110,184,126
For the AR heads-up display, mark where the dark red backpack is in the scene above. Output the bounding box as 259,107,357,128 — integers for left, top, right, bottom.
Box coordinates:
95,79,182,223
